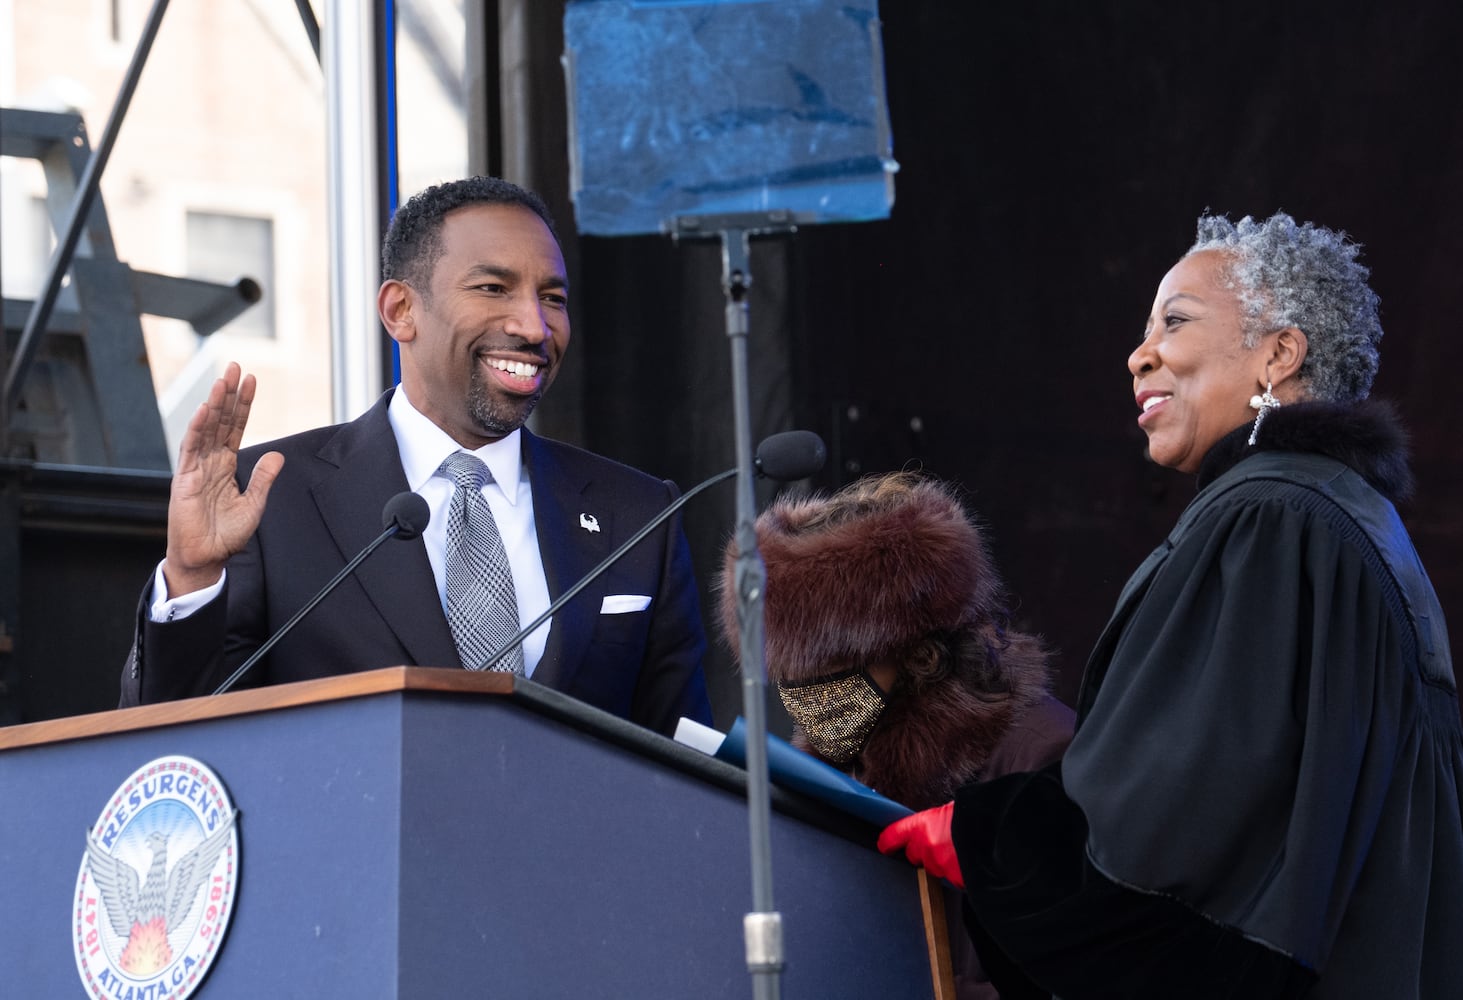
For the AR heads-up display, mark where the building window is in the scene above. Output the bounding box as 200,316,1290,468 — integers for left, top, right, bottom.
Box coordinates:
185,209,275,339
108,0,147,45
32,195,55,263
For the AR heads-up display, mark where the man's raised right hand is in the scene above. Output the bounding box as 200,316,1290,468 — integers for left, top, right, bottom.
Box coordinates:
162,362,284,597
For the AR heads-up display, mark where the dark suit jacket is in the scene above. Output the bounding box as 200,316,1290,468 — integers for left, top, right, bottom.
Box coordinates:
120,389,713,736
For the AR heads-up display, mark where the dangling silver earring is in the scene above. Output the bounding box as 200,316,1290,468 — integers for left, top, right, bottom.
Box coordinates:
1248,380,1280,445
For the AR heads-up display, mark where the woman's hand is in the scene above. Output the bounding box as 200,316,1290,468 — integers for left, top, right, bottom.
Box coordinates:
877,801,963,889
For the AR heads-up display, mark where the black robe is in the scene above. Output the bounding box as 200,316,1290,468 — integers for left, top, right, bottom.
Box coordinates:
951,402,1463,1000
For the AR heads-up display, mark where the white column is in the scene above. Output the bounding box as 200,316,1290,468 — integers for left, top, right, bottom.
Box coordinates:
323,0,384,422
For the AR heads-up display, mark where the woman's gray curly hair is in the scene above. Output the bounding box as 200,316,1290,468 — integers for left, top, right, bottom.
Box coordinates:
1187,212,1382,402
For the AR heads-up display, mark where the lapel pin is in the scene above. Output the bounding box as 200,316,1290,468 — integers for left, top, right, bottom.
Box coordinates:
579,513,601,533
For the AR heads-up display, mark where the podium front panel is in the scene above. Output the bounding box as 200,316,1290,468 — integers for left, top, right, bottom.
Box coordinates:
2,681,934,998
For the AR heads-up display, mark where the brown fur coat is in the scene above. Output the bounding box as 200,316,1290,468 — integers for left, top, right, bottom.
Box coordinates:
720,473,1071,810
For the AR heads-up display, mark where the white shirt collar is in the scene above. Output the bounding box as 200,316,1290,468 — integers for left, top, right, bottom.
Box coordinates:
388,386,525,504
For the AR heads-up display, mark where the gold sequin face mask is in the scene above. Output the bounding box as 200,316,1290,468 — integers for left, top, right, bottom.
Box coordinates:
777,668,889,767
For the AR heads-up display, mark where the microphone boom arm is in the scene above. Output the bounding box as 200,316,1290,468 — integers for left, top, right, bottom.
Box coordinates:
470,468,736,671
212,521,407,695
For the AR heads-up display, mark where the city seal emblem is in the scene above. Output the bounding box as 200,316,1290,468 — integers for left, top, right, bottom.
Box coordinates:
73,755,240,999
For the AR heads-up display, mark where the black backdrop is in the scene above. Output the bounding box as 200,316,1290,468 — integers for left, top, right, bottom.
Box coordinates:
557,1,1463,726
10,2,1460,728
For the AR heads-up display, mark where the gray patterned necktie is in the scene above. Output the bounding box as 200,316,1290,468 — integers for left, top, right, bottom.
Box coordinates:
437,452,525,673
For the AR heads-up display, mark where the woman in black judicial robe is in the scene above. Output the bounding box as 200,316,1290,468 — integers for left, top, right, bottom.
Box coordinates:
878,212,1463,1000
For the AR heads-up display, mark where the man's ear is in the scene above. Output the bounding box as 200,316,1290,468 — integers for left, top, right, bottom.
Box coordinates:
1268,326,1308,394
378,280,416,344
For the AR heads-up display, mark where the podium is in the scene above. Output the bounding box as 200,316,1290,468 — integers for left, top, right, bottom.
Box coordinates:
0,668,938,997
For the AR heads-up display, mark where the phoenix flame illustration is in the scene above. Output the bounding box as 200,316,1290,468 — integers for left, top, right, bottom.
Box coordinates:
84,811,236,976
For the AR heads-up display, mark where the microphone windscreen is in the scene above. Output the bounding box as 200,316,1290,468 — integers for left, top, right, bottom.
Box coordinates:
755,430,827,481
382,491,431,540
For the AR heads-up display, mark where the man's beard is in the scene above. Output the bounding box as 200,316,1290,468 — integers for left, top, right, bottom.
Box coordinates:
467,363,541,437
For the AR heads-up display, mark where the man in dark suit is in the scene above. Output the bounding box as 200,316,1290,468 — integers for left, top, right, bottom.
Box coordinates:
120,177,712,737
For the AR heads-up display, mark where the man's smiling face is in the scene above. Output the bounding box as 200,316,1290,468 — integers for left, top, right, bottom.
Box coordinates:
391,201,570,448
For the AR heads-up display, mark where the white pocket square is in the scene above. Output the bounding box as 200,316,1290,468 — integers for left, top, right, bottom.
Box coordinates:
600,594,652,614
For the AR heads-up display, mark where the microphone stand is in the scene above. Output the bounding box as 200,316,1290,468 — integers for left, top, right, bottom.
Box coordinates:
468,429,822,672
469,468,735,671
213,514,418,696
673,210,798,1000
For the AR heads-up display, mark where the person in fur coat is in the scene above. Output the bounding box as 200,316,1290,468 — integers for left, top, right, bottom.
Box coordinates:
720,470,1075,999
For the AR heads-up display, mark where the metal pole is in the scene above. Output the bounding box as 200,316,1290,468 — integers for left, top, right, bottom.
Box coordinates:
294,0,323,64
323,0,385,422
2,0,170,424
723,228,784,1000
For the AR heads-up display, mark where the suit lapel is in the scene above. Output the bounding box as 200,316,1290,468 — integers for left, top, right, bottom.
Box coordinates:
523,430,614,691
310,390,461,669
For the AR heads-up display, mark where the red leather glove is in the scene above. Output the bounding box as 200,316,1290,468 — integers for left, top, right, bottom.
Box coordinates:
877,801,963,889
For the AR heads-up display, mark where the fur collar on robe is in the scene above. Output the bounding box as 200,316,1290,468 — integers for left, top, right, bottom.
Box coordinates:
1198,398,1413,502
718,475,1058,810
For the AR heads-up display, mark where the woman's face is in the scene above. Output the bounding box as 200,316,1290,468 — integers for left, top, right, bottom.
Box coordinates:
1128,250,1265,473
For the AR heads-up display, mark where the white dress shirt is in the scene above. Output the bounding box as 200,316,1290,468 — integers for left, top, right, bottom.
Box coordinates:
148,387,552,676
387,387,551,674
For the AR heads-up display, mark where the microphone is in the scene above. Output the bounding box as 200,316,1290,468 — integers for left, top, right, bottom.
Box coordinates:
751,429,825,482
471,430,826,671
212,491,431,695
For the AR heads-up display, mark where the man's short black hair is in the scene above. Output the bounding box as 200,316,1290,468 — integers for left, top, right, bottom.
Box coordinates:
380,176,560,292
